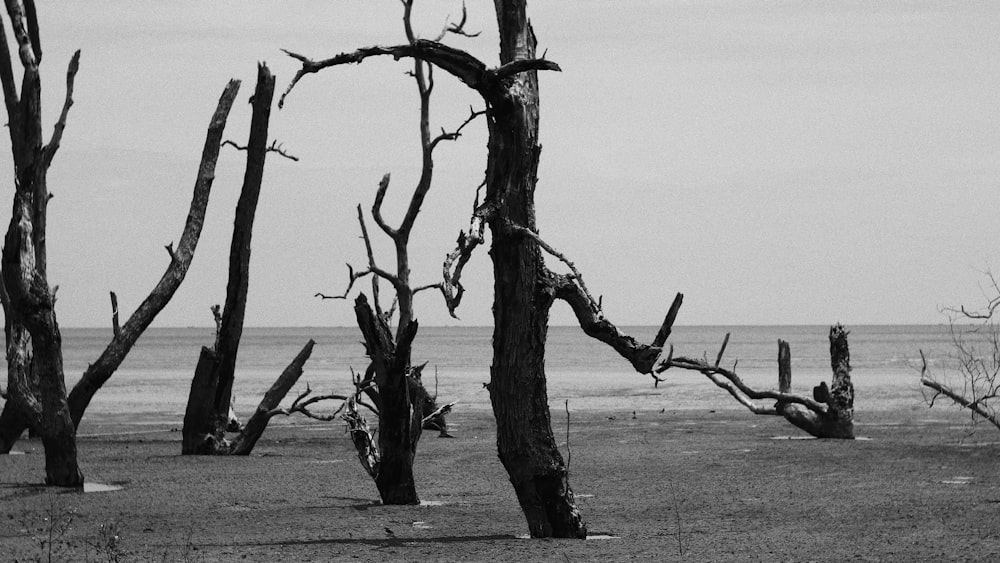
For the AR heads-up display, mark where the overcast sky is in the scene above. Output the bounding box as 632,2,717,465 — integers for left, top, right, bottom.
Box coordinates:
2,1,998,328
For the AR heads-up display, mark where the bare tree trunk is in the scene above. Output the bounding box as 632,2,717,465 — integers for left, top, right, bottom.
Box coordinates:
213,63,274,425
181,347,225,454
481,2,586,538
0,3,83,485
354,294,420,505
181,64,316,456
280,0,569,533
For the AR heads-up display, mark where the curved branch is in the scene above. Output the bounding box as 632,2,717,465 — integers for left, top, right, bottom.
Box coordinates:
371,173,399,239
513,224,601,314
279,39,559,108
552,273,662,374
429,106,485,150
658,342,830,414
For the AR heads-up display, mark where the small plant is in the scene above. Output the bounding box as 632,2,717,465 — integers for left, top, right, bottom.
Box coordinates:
12,493,77,563
87,522,126,562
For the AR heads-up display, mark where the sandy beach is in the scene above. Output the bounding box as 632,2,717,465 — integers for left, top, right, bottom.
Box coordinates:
3,406,999,561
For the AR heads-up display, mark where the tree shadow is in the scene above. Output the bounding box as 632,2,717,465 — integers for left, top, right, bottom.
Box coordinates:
248,534,519,548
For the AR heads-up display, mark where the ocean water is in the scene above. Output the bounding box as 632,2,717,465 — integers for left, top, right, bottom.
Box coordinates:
56,324,970,428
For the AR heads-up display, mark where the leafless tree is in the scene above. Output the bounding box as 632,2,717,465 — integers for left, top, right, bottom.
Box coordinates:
284,2,467,505
281,0,855,538
0,4,243,486
920,273,1000,431
181,63,323,456
654,319,855,438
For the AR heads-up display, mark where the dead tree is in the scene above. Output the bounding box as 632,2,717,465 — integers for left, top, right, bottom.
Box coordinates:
0,4,242,487
180,63,317,456
920,275,1000,431
281,1,585,534
0,2,82,485
285,3,470,503
284,1,866,536
654,322,855,439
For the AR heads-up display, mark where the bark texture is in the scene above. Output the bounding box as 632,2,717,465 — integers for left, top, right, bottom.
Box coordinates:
280,0,576,534
777,325,855,438
354,294,421,505
180,63,312,456
481,1,585,538
0,3,82,485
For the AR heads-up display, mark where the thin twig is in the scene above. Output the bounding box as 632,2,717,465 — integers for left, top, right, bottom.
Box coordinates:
221,138,299,162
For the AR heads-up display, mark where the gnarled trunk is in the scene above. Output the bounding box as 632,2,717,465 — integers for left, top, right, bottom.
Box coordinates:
483,1,586,538
354,294,421,505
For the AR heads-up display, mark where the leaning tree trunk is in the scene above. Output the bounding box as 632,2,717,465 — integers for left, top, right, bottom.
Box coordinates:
483,2,586,538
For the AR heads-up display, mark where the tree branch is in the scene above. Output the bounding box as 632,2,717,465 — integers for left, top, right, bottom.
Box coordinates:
429,106,485,150
221,138,299,162
657,334,830,414
279,39,559,108
371,173,400,239
920,349,1000,431
4,0,38,69
440,184,490,317
513,224,601,314
552,273,663,375
432,1,481,41
652,293,684,348
0,17,18,121
40,49,79,169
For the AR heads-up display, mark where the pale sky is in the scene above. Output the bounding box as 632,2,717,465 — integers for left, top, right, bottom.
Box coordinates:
2,1,998,328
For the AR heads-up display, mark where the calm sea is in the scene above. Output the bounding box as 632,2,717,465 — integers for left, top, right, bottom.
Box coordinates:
56,324,970,429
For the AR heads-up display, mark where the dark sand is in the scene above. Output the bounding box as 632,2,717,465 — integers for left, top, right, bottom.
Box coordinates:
3,407,1000,561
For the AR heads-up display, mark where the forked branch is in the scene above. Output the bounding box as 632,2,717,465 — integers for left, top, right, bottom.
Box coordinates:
279,39,559,108
222,138,299,162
